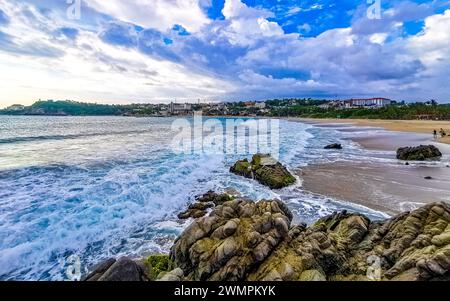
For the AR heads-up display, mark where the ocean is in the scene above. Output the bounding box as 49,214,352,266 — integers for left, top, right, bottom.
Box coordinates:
0,116,391,280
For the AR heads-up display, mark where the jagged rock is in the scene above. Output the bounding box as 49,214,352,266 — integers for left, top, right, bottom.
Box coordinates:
169,198,292,281
396,145,442,161
164,199,450,281
230,154,296,189
87,194,450,282
178,192,233,219
324,143,343,150
83,258,116,281
178,202,214,219
157,268,184,281
86,257,147,281
196,190,234,206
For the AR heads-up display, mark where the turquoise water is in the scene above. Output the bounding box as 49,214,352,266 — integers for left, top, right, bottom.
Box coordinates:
0,116,388,280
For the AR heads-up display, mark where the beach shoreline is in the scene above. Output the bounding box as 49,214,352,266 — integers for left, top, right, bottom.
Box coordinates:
292,118,450,215
296,118,450,144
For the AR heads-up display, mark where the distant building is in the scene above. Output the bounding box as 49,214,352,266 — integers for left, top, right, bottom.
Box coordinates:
255,102,266,109
344,98,393,108
244,101,256,108
170,102,193,115
318,103,331,109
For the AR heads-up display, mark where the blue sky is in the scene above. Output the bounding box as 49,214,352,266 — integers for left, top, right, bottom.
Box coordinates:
0,0,449,106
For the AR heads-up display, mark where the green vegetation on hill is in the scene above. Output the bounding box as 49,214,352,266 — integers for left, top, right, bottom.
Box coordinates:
267,101,450,120
1,99,450,120
32,100,122,115
0,100,124,116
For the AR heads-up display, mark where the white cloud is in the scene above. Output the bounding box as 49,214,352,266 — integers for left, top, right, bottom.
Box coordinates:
85,0,210,33
370,33,388,44
408,10,450,58
1,0,450,105
0,0,233,107
220,0,284,46
298,23,312,34
404,9,450,100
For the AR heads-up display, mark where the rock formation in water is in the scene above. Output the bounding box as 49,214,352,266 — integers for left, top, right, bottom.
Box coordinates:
177,191,234,219
230,154,296,189
324,143,343,150
396,145,442,161
86,194,450,281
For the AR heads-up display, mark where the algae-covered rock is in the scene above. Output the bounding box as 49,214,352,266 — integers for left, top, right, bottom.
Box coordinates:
87,193,450,282
169,198,292,281
177,191,234,220
144,254,174,280
165,199,450,281
229,159,252,178
299,270,327,281
230,154,296,189
396,145,442,161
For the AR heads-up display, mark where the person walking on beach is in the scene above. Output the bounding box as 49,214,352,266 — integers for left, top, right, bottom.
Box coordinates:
433,129,438,139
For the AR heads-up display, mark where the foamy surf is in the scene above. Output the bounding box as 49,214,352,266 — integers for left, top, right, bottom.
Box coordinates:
0,116,391,280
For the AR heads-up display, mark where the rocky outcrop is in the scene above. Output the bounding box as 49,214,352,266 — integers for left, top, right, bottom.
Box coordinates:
230,154,296,189
84,257,148,281
324,143,343,150
169,198,293,281
84,255,174,281
177,191,234,219
396,145,442,161
85,195,450,281
162,199,450,281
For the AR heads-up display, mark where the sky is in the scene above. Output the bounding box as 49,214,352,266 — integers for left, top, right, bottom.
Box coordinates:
0,0,449,107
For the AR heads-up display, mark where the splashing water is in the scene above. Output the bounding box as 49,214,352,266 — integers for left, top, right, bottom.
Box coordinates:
0,116,388,280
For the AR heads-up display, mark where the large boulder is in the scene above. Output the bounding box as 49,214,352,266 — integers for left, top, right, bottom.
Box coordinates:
396,145,442,161
169,198,293,281
86,194,450,282
84,257,148,281
230,154,296,189
163,199,450,281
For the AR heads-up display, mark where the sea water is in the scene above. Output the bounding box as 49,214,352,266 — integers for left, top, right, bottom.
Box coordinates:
0,116,389,280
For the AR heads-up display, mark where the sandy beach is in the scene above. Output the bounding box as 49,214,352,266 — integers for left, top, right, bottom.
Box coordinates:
294,118,450,215
299,118,450,144
300,162,450,215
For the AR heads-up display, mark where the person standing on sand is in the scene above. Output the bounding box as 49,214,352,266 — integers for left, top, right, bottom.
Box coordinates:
433,129,438,139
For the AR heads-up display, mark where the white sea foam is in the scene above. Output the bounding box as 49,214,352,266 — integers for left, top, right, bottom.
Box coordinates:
0,116,392,280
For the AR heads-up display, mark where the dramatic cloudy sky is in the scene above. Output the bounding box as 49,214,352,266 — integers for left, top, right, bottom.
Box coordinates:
0,0,449,106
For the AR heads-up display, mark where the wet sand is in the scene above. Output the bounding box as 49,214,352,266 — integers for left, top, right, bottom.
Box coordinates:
295,119,450,215
300,162,450,215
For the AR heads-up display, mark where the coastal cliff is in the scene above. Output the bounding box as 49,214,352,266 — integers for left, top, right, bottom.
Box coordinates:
85,194,450,281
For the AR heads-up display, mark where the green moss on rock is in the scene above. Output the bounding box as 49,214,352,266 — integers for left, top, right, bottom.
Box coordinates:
144,254,173,280
230,154,296,189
